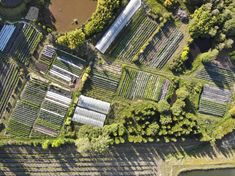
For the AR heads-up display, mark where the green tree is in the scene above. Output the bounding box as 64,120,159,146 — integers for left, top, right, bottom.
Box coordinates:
57,29,85,49
158,100,170,113
75,137,92,155
189,3,220,38
229,106,235,117
171,99,186,116
42,140,50,150
91,135,112,153
176,86,189,100
224,18,235,36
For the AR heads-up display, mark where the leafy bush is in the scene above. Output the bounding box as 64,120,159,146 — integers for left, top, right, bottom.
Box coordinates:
229,106,235,117
56,29,85,49
229,51,235,65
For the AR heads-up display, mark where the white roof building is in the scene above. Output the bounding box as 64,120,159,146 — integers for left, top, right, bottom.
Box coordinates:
25,7,39,21
95,0,142,54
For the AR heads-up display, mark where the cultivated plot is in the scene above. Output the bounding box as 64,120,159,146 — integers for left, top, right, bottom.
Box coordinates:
198,84,232,117
118,68,173,101
138,21,183,68
108,9,159,61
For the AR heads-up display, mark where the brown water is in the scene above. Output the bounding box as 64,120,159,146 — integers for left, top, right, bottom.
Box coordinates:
49,0,97,32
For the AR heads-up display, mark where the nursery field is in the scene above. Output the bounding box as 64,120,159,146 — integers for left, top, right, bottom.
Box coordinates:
91,70,121,92
118,68,173,101
108,9,159,61
0,59,19,118
48,47,86,83
198,84,232,117
196,63,235,87
8,22,43,65
32,86,72,137
6,79,72,138
138,21,183,68
6,79,48,137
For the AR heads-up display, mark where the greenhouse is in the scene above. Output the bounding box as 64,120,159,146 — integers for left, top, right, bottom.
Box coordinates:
72,107,106,127
0,24,15,52
95,0,142,54
77,95,111,115
46,91,72,107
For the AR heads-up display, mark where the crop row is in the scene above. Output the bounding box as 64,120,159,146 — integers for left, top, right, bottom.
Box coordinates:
198,84,231,117
199,98,227,117
37,109,64,128
0,62,19,117
21,80,48,106
6,79,70,137
139,22,183,68
31,87,72,136
9,23,43,65
109,9,158,60
91,70,121,92
196,63,235,87
53,58,82,77
6,101,40,136
118,68,172,101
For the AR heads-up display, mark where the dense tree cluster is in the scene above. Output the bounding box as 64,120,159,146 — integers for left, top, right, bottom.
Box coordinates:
189,0,235,50
122,100,199,143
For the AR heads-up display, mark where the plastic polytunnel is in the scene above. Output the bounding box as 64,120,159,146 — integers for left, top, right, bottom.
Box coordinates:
95,0,142,54
72,107,106,127
78,95,111,115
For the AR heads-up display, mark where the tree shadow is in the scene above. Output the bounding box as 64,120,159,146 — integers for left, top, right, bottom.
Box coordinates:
202,62,235,89
2,132,235,175
0,146,30,175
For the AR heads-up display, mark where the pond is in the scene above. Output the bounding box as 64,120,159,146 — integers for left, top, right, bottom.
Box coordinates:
179,168,235,176
49,0,97,33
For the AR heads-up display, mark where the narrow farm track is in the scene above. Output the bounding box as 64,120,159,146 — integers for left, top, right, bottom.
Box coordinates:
0,141,203,176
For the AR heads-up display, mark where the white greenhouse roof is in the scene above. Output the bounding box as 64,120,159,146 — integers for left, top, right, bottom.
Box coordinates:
95,0,142,54
72,107,106,127
78,95,111,115
46,91,72,106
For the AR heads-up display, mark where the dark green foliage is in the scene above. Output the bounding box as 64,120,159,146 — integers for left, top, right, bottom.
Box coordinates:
169,58,185,74
189,3,221,39
224,18,235,36
189,0,235,51
121,100,199,143
229,51,235,65
158,100,170,114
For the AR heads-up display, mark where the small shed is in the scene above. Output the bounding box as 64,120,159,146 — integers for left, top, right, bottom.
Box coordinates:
25,6,39,21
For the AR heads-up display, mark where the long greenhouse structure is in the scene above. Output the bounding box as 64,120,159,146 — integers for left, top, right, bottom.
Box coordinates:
95,0,142,54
